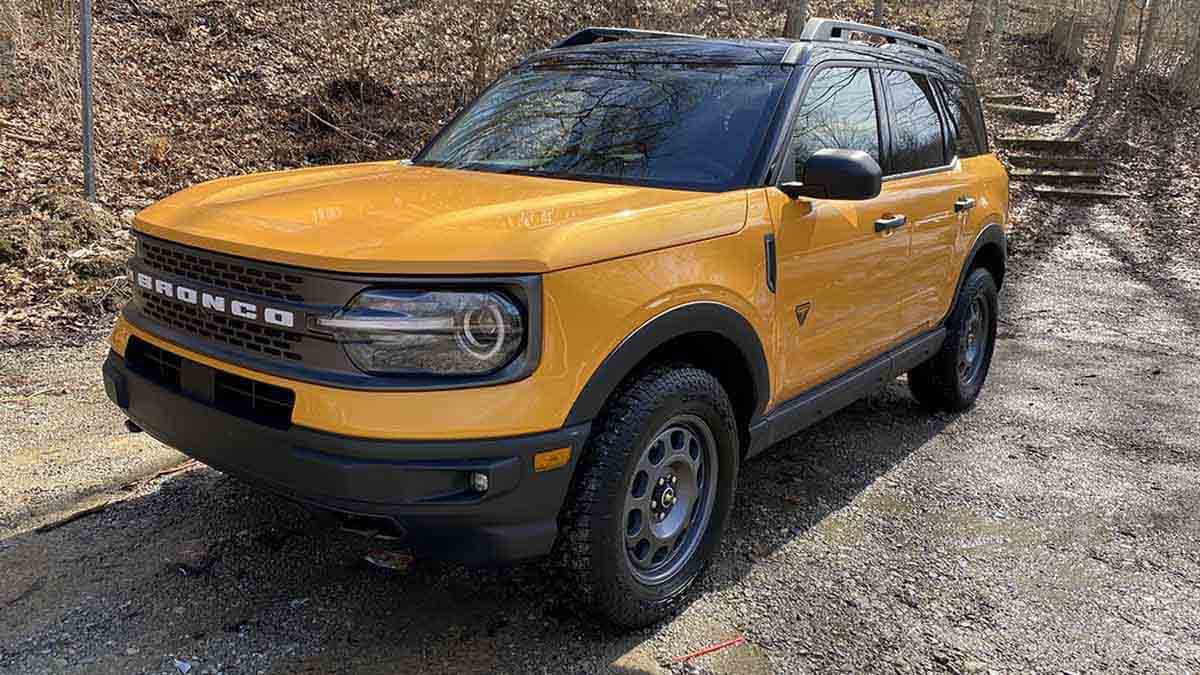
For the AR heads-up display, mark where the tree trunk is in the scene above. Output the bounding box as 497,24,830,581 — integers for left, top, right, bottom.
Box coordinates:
622,0,641,29
1186,23,1200,98
1099,0,1131,93
1133,0,1160,74
1051,0,1090,65
874,0,884,24
961,0,991,70
469,0,516,96
990,0,1008,56
782,0,809,38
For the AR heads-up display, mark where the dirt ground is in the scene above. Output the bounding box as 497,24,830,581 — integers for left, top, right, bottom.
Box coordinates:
1,202,1198,674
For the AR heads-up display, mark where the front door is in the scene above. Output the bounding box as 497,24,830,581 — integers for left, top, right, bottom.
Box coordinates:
769,65,910,401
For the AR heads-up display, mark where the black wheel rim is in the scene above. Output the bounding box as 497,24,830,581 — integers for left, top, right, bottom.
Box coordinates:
622,414,718,585
958,295,989,386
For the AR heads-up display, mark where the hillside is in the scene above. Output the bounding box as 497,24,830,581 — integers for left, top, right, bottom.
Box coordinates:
1,0,1198,346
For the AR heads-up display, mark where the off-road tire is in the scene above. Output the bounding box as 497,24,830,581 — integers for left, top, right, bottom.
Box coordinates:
908,267,999,411
555,364,739,629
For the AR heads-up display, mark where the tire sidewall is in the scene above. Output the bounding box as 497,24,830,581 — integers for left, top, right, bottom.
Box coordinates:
953,268,999,401
592,377,739,614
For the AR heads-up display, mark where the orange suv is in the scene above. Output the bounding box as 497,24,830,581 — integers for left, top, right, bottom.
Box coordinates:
102,19,1009,627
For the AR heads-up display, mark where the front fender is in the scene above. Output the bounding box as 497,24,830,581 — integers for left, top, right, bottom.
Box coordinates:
563,301,770,427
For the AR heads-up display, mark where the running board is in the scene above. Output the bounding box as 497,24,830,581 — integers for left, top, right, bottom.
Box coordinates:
745,328,946,457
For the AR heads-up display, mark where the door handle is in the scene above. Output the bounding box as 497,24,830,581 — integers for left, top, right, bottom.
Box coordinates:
874,214,907,232
954,197,977,213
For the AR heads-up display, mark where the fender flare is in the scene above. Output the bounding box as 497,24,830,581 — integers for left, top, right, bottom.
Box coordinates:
563,301,770,427
945,222,1007,321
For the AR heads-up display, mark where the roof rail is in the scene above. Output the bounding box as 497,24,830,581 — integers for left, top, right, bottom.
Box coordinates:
552,26,704,49
800,18,946,55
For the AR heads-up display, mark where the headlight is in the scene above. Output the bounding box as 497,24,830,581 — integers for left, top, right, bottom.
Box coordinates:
317,289,525,376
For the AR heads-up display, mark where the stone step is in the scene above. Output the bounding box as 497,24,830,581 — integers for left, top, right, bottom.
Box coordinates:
1011,168,1104,184
997,137,1083,153
1032,186,1131,200
984,93,1024,104
1006,154,1104,170
985,104,1058,123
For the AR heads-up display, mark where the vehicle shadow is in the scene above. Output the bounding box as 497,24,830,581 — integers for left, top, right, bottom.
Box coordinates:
0,378,954,672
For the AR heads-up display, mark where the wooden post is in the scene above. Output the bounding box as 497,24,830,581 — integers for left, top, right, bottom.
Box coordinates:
80,0,96,201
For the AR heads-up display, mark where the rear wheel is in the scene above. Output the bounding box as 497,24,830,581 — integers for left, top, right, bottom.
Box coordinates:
556,364,739,628
909,267,999,411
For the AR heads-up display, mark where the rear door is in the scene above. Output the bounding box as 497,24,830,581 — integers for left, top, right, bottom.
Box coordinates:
877,69,961,337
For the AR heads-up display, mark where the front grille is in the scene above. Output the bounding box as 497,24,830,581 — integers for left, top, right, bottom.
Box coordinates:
141,239,305,303
142,293,304,361
126,336,295,429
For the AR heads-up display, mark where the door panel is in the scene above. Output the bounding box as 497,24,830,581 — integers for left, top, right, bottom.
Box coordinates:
767,189,908,401
886,169,961,334
878,68,960,335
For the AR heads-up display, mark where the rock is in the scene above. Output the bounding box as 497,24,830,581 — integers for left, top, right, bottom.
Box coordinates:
0,219,40,263
30,192,119,250
70,248,129,279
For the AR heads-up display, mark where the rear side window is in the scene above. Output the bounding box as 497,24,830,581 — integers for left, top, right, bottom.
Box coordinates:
789,67,882,179
881,70,946,175
937,79,988,158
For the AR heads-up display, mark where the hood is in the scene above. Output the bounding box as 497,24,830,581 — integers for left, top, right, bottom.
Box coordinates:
134,162,749,274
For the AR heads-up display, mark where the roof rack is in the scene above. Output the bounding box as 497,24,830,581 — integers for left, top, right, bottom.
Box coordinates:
552,27,704,49
800,18,946,55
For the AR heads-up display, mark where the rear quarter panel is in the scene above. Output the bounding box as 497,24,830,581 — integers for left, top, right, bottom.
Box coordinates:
966,153,1010,236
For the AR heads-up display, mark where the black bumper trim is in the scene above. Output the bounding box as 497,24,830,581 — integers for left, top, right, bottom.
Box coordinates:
102,350,590,564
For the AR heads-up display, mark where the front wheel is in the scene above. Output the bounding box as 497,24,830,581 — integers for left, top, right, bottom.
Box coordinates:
556,364,739,628
909,267,999,411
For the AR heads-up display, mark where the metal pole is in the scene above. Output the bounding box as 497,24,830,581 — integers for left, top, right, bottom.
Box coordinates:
80,0,95,201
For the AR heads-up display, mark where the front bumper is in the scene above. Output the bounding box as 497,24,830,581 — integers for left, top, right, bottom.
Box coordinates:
102,350,590,564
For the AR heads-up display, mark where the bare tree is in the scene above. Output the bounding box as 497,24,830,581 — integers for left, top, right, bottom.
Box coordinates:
1181,19,1200,98
990,0,1009,56
468,0,516,96
1099,0,1131,92
1049,0,1088,65
961,0,991,70
623,0,642,29
782,0,810,37
1133,0,1161,74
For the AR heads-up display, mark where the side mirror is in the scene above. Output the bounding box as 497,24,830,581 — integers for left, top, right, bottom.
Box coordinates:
779,149,882,201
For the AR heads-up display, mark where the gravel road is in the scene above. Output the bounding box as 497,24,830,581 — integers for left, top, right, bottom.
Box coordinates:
1,203,1198,674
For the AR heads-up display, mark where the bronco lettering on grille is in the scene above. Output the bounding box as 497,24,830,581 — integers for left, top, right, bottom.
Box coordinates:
135,271,296,328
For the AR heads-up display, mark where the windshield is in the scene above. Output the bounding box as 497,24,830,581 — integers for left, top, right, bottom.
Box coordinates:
415,63,791,191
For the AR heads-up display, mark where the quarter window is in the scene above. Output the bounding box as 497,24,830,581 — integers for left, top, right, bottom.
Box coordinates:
937,79,988,158
882,70,946,175
789,67,881,179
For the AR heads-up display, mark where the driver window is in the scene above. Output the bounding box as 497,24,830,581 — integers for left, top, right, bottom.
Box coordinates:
790,67,882,180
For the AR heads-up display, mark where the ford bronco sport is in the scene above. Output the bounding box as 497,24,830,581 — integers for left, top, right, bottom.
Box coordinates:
103,19,1009,627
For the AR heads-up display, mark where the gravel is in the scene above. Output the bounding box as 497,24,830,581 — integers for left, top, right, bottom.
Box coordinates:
1,203,1198,674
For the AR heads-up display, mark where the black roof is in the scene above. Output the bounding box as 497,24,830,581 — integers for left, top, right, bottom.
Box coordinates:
523,29,972,84
525,37,795,67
